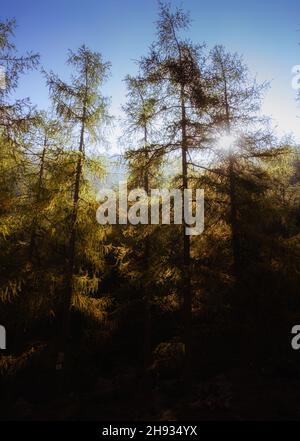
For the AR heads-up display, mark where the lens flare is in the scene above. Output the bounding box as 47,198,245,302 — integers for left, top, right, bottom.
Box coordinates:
217,133,236,151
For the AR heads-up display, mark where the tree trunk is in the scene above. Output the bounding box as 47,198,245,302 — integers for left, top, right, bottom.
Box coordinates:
28,137,46,261
143,127,151,373
222,63,242,287
56,113,86,371
180,85,192,384
228,153,242,284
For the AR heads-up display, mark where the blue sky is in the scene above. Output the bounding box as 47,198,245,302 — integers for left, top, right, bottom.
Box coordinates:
2,0,300,150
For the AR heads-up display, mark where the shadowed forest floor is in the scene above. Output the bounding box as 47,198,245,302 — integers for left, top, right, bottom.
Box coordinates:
1,364,300,420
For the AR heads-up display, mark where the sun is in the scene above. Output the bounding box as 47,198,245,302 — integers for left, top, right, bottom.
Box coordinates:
217,133,236,151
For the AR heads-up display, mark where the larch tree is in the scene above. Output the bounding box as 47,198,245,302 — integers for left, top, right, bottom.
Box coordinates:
139,2,212,382
0,17,39,245
0,18,39,135
188,45,289,328
208,44,270,293
0,18,39,340
24,113,66,263
45,45,111,369
122,74,162,373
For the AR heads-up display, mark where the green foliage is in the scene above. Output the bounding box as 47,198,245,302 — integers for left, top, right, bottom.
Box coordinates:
1,9,300,403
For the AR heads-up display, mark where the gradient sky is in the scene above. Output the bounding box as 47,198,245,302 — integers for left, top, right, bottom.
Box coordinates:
2,0,300,151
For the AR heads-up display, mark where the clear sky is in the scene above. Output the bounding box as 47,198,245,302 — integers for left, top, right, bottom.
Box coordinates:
2,0,300,151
